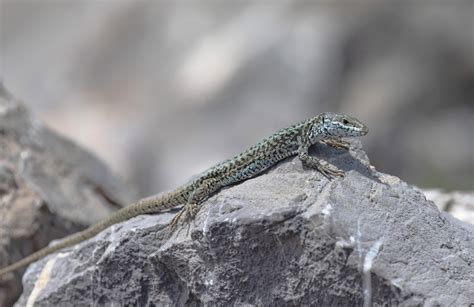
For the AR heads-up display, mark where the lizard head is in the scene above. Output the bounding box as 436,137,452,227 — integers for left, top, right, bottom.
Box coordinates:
308,112,368,143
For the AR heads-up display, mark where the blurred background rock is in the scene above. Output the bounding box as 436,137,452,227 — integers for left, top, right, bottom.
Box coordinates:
1,1,472,197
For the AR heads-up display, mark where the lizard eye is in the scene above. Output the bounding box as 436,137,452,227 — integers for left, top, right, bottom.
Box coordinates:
342,119,349,125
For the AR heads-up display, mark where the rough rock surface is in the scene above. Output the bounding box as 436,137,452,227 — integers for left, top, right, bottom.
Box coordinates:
0,84,136,306
16,140,474,306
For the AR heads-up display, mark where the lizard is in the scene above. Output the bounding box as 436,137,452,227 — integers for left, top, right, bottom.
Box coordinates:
0,112,368,278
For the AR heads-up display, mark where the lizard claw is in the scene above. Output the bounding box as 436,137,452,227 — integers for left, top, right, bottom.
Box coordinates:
317,163,345,179
301,158,345,179
170,210,183,230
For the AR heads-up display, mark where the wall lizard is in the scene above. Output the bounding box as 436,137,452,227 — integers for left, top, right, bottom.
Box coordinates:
0,112,368,278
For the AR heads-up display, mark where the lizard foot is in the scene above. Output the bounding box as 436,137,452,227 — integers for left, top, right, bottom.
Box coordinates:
301,158,345,179
170,203,199,231
315,162,345,179
321,138,350,150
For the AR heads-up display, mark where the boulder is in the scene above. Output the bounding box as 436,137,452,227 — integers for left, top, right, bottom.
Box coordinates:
0,84,136,306
16,140,474,306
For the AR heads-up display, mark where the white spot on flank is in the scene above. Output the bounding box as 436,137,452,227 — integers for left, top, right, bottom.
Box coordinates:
26,257,57,307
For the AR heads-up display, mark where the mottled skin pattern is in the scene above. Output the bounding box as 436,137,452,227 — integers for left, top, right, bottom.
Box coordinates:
0,112,368,278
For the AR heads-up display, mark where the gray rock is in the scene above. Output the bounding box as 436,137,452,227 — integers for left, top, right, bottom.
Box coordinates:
0,84,136,306
16,141,474,306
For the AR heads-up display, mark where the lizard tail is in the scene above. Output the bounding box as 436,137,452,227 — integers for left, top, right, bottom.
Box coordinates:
0,228,96,278
0,195,178,278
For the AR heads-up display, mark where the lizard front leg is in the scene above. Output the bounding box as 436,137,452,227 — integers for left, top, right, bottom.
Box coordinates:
298,141,344,178
170,177,219,229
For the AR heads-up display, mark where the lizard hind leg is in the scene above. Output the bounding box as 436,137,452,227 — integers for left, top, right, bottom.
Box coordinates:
170,203,199,230
170,177,219,231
